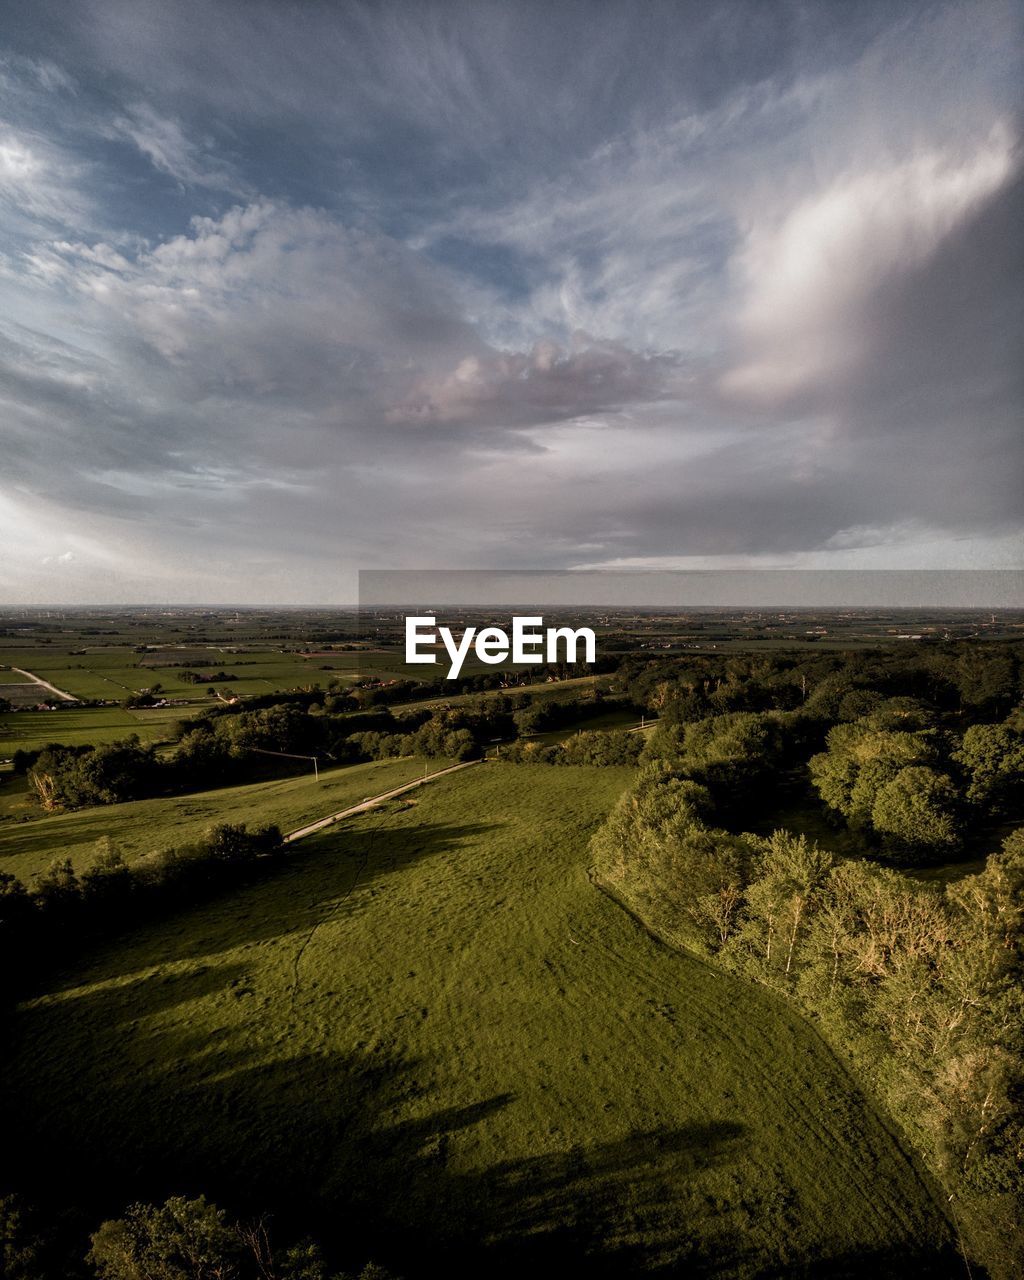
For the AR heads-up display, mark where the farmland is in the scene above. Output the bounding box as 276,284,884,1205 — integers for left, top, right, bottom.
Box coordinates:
2,764,954,1277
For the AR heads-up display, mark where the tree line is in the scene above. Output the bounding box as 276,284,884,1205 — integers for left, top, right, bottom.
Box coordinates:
619,641,1020,723
13,689,636,812
0,1191,401,1280
496,729,643,766
591,699,1023,1277
0,823,280,994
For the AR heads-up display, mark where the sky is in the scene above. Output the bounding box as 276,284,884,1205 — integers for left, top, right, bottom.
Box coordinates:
0,0,1021,604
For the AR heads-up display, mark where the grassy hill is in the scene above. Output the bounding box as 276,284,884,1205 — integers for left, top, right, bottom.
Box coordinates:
0,756,435,882
2,764,955,1276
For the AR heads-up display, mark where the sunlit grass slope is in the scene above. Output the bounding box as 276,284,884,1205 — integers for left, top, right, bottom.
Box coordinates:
3,765,954,1277
0,756,432,883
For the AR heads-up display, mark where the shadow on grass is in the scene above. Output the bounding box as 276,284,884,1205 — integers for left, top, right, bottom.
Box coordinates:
4,1022,752,1276
5,1014,962,1276
11,816,501,1002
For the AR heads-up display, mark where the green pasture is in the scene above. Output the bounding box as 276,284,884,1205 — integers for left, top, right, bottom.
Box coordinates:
0,647,366,701
0,704,187,758
528,707,641,746
0,756,433,884
3,764,953,1276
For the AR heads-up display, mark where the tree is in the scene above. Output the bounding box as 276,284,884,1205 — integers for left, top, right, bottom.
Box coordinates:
33,857,82,918
956,648,1017,716
871,766,960,859
0,871,32,934
0,1193,49,1280
81,845,134,909
741,831,833,974
809,714,950,845
955,722,1024,813
88,1195,240,1280
27,739,159,810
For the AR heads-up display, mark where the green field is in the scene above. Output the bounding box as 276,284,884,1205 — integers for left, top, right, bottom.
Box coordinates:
0,756,435,883
2,764,954,1276
0,641,552,706
0,646,360,701
0,703,192,755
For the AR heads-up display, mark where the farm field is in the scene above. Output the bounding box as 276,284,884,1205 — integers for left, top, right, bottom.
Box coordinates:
0,755,434,883
0,642,554,715
2,765,955,1277
0,647,359,701
0,704,188,757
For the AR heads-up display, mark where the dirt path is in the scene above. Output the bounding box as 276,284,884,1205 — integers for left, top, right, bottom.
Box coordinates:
9,668,77,702
282,758,482,843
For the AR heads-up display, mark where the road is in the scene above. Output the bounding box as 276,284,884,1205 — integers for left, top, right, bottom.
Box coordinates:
282,758,482,843
9,668,78,702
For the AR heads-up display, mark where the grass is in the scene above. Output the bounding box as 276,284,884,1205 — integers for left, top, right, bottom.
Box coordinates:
528,707,641,746
0,647,352,701
0,756,434,883
2,764,954,1276
0,704,188,755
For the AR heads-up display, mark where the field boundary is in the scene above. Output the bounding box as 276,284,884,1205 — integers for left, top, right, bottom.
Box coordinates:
8,668,78,702
282,758,482,843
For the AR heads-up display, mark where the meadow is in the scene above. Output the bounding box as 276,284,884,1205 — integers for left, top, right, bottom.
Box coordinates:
0,704,188,754
0,646,362,701
2,764,955,1277
0,756,433,882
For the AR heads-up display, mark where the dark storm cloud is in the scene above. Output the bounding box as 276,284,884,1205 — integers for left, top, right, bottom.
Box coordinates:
0,0,1020,601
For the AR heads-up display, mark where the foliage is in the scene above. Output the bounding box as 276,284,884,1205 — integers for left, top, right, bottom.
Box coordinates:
640,709,797,802
955,719,1024,812
0,823,282,988
808,710,967,859
498,729,643,766
88,1195,239,1280
870,765,960,857
25,739,161,810
591,760,1024,1278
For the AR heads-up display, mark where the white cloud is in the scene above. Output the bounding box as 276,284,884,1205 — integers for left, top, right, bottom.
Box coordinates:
0,125,91,229
721,124,1017,405
0,2,1019,601
31,200,675,436
107,102,248,193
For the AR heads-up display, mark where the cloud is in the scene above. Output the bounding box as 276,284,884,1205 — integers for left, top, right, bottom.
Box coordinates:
28,201,677,441
0,125,91,231
389,337,681,428
0,1,1020,601
720,125,1018,407
106,102,248,193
